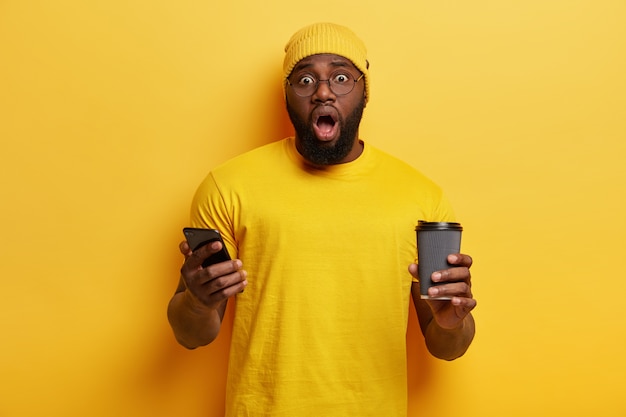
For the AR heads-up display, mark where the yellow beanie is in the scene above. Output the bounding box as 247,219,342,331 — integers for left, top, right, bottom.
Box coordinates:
283,22,370,102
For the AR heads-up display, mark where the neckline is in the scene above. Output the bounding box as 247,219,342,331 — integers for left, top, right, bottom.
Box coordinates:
284,137,373,178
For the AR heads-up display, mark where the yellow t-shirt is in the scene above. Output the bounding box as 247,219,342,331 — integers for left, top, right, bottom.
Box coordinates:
191,138,454,417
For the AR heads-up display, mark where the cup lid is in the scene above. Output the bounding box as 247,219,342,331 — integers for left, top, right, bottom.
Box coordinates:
415,220,463,231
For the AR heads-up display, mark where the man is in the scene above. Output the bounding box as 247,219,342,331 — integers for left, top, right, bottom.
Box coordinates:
168,22,476,417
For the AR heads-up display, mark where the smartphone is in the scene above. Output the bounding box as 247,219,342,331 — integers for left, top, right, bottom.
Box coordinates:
183,227,231,268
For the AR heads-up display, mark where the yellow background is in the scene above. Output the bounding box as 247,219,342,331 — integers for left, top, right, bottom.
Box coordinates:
1,0,625,416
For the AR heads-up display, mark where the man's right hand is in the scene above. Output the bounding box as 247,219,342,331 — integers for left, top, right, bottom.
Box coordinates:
168,240,247,348
178,240,247,311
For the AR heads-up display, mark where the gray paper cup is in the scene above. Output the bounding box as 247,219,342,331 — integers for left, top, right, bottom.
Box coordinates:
416,221,463,300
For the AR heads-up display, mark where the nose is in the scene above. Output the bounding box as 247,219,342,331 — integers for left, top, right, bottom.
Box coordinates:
312,80,336,102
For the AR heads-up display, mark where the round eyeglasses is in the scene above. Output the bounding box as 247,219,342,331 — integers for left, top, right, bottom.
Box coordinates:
287,71,364,97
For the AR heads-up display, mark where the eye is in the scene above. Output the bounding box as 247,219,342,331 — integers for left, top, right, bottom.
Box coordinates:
298,75,316,86
332,73,350,84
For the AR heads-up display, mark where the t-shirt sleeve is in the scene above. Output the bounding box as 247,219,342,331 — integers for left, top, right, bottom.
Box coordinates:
189,172,238,258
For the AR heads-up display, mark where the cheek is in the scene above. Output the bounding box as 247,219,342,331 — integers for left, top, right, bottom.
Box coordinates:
286,95,310,118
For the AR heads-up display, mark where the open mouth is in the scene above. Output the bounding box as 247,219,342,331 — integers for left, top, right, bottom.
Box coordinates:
313,108,339,141
316,115,336,133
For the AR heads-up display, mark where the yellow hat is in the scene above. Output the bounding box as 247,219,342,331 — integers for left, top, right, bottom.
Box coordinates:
283,22,370,102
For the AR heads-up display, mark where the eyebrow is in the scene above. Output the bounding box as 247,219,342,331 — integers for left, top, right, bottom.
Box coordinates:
292,58,355,73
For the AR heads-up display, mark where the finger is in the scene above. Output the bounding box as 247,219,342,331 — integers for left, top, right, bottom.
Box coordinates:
194,259,243,286
430,296,477,329
451,296,477,313
199,276,248,308
179,240,192,257
428,281,472,299
193,268,248,307
182,241,223,272
447,253,473,267
184,259,244,296
210,278,248,301
408,263,418,278
202,267,247,295
431,266,471,284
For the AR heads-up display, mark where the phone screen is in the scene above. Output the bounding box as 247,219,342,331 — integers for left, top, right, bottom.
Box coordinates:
183,228,231,267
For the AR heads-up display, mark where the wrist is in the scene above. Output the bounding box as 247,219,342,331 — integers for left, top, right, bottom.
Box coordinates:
182,289,213,315
430,315,465,334
425,314,475,360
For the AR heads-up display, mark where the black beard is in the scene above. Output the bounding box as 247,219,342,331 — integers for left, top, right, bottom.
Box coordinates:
286,99,365,165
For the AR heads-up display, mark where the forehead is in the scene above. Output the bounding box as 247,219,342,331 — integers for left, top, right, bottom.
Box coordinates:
292,54,358,73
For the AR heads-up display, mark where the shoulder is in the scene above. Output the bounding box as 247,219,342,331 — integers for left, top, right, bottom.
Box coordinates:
367,143,441,188
214,139,289,172
206,139,293,185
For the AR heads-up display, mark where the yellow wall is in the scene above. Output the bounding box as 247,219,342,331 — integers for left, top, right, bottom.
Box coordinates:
1,1,625,416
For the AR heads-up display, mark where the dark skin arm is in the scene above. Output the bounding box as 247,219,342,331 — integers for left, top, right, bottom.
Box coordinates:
167,240,247,349
410,254,476,360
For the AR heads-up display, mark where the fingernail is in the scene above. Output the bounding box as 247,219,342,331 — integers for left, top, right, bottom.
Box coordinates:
429,287,439,296
432,272,441,282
